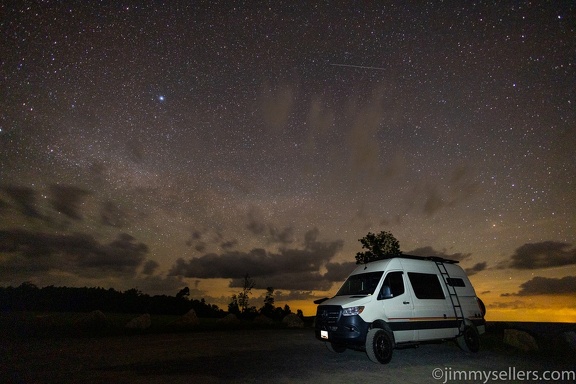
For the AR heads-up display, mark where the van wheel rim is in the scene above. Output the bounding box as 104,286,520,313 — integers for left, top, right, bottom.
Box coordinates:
375,334,387,357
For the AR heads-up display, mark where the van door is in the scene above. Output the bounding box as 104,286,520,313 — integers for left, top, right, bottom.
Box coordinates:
378,271,415,342
407,272,457,341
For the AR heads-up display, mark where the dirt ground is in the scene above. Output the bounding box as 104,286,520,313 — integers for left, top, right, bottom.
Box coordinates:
2,328,575,384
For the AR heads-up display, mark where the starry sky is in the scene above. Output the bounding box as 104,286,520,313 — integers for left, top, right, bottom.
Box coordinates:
1,1,575,321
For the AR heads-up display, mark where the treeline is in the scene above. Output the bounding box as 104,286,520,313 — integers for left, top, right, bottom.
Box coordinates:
0,282,225,317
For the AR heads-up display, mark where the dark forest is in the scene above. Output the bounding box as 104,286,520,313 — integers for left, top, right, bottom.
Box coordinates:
0,282,224,317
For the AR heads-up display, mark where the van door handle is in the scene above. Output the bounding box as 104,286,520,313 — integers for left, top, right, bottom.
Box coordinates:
403,301,410,305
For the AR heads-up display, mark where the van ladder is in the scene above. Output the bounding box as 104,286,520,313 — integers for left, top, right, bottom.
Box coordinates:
435,261,465,335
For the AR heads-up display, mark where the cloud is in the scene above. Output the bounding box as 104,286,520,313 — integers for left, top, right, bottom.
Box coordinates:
141,260,160,275
227,262,356,291
420,165,481,217
3,186,42,219
423,185,445,216
324,261,358,281
269,226,294,244
221,239,238,249
0,197,8,215
230,272,333,291
100,200,129,228
0,229,148,278
49,184,91,220
465,262,487,276
304,95,335,156
503,241,576,269
246,210,267,235
274,290,316,301
513,276,576,296
406,246,471,262
185,228,239,253
260,82,294,132
186,229,204,248
169,230,346,290
246,207,295,244
348,94,383,177
488,300,535,309
170,244,337,279
130,275,189,297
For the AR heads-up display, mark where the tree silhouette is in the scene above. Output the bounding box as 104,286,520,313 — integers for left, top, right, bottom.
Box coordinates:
0,283,225,317
176,287,190,300
237,274,255,314
260,287,275,318
355,231,402,264
228,294,240,315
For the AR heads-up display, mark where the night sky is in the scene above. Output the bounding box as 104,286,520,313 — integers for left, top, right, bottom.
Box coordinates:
1,1,575,321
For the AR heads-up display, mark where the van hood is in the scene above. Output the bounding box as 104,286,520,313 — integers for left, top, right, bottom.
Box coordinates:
320,295,373,308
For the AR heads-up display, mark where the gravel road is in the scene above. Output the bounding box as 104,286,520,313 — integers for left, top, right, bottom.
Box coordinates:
2,328,574,384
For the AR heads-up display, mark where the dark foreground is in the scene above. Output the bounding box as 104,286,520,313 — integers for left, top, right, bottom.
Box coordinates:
2,327,575,384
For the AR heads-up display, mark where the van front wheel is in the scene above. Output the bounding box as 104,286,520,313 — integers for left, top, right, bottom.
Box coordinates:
366,328,394,364
457,324,480,353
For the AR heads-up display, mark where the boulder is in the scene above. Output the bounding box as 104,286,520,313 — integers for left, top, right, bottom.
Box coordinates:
125,314,151,330
282,313,304,328
503,329,539,352
170,309,200,327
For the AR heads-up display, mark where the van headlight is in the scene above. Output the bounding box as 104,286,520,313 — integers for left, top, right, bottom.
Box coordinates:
342,306,364,316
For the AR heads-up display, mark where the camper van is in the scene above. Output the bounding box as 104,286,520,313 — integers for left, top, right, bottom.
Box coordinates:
314,255,486,363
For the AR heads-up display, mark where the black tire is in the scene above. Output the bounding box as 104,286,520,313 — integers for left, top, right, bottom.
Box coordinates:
366,328,394,364
325,342,346,353
457,324,480,353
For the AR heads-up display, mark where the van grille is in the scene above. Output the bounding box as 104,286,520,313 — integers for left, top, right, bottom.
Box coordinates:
316,305,341,326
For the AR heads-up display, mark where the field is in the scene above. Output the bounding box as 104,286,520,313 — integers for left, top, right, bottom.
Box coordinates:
1,312,575,383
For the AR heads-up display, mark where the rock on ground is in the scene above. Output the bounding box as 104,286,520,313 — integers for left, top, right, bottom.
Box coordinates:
125,314,151,330
282,314,304,328
170,309,200,327
503,328,539,352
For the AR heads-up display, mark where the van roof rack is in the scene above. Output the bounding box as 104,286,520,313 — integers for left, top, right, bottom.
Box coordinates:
372,254,459,264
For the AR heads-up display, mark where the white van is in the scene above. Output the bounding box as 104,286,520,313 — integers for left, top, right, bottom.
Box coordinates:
314,255,486,363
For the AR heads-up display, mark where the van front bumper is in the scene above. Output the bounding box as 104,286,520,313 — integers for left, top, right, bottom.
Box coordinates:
315,305,370,346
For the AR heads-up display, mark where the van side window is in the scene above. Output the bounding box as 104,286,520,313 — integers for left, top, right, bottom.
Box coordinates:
446,277,465,287
378,272,405,300
407,272,445,299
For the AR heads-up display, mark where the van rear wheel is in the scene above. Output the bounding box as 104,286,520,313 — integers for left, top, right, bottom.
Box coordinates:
366,328,394,364
457,324,480,352
325,342,346,353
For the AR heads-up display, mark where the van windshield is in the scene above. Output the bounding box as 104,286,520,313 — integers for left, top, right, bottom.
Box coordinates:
336,271,384,296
